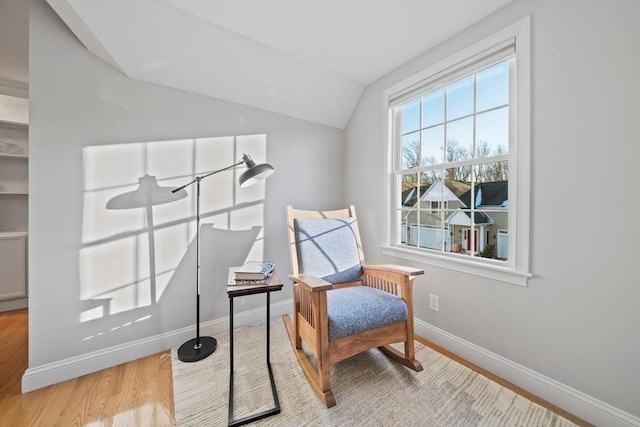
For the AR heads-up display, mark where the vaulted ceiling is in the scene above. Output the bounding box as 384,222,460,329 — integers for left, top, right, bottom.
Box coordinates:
44,0,513,128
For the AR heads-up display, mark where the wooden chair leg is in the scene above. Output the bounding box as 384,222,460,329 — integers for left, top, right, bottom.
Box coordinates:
379,343,423,372
282,315,336,407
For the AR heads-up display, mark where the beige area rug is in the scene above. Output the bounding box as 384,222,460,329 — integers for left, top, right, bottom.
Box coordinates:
172,320,577,427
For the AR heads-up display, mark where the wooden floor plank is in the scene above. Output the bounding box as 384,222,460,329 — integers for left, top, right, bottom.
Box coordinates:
0,309,176,426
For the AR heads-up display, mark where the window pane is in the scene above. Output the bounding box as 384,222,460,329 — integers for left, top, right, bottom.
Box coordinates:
445,166,470,185
468,210,507,262
400,209,413,245
476,107,509,157
419,171,441,208
422,88,444,128
400,173,418,207
495,228,509,260
402,99,420,134
446,76,473,120
449,222,463,253
401,132,420,169
406,210,420,246
422,168,440,186
443,214,456,252
476,61,509,112
421,125,444,165
474,160,509,185
420,171,436,188
447,117,473,162
416,209,444,250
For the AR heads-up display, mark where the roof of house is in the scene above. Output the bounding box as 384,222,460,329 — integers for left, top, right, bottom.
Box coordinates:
459,181,508,208
446,209,495,225
401,185,429,207
402,180,471,207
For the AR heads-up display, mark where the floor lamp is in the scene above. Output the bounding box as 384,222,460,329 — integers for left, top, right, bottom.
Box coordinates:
173,154,275,362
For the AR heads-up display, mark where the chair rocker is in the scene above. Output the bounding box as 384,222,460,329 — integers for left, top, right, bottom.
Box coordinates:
282,205,424,408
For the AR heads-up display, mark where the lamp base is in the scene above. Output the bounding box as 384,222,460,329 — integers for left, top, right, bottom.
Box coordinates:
177,336,217,362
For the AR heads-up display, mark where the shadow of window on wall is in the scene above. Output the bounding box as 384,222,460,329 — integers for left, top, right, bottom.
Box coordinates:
79,135,268,339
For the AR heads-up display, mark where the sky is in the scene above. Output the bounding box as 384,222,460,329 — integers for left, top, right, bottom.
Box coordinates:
401,60,510,169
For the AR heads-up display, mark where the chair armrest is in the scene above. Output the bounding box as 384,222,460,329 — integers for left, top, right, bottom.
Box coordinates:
362,265,423,300
288,274,334,292
363,264,424,277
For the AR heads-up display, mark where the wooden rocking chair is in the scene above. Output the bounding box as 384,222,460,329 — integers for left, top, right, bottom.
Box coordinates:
282,205,424,407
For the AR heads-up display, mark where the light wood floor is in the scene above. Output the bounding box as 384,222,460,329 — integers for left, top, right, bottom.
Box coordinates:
1,309,589,427
0,309,175,426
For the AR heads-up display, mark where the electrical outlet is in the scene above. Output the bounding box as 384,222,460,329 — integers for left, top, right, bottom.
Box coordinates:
429,294,439,311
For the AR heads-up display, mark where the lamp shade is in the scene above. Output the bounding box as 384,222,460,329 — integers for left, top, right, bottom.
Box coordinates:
239,154,275,188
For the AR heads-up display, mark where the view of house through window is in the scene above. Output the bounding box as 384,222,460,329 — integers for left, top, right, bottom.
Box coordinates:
394,59,512,262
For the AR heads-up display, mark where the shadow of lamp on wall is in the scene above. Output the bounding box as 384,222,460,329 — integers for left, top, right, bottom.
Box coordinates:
172,154,275,362
106,175,188,306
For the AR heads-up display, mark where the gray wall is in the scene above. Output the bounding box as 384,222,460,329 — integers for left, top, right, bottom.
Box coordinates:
28,0,342,370
344,0,639,420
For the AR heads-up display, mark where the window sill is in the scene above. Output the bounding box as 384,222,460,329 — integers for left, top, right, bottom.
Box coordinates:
380,245,531,287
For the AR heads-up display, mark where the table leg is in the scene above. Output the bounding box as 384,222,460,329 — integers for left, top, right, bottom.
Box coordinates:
228,296,234,423
228,291,281,427
266,292,270,362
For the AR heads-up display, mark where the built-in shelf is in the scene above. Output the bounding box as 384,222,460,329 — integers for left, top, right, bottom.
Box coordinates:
0,156,28,195
0,231,28,303
0,93,29,310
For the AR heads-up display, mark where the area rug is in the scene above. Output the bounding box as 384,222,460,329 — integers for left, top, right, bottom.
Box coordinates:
172,320,578,426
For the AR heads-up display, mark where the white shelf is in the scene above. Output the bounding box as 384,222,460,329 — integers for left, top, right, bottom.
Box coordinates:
0,120,28,130
0,153,27,160
0,231,28,238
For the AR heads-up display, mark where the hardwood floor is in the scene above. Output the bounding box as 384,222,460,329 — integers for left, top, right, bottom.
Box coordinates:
0,309,175,427
1,309,589,427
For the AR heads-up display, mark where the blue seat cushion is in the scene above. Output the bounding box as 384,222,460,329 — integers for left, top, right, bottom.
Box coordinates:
327,286,408,341
294,218,363,283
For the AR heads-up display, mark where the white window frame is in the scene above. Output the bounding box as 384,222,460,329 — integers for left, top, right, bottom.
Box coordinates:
381,17,531,286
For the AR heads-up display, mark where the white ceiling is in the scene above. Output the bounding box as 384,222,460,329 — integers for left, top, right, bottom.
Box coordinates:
45,0,513,128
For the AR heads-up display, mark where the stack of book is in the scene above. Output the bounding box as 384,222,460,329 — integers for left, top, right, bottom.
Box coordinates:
232,261,275,285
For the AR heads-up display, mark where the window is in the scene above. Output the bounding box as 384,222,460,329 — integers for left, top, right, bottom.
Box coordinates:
382,18,531,286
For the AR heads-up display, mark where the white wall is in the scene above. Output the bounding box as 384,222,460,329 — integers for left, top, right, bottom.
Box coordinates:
344,0,639,425
26,0,343,389
25,0,640,423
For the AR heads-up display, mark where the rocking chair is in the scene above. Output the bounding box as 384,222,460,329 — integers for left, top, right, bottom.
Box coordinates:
283,205,424,407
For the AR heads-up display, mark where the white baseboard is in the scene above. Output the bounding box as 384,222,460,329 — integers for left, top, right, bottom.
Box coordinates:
0,297,28,312
22,299,292,393
415,318,640,427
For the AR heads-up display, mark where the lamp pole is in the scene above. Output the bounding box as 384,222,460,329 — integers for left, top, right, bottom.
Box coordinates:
172,160,243,362
173,154,274,362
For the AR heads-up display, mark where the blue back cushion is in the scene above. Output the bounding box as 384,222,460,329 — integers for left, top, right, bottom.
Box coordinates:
294,218,363,283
